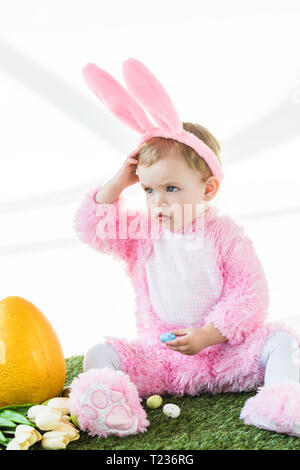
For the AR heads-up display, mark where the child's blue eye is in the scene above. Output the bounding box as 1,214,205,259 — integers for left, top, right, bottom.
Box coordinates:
167,186,179,192
144,186,179,194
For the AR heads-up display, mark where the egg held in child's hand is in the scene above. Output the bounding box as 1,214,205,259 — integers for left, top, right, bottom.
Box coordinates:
0,296,66,406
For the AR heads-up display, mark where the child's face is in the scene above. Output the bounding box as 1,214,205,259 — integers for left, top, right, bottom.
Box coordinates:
137,150,219,231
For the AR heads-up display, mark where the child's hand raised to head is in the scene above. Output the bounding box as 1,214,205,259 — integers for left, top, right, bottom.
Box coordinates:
95,155,139,204
113,155,139,189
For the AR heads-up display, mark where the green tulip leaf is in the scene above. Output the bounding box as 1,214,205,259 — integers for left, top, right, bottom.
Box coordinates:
0,409,33,425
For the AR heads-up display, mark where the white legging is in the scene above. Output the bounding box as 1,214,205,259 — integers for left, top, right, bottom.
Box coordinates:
83,331,300,387
84,342,122,371
259,331,299,386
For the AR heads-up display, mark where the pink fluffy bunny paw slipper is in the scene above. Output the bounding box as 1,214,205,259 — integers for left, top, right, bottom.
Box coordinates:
240,380,300,437
68,367,150,437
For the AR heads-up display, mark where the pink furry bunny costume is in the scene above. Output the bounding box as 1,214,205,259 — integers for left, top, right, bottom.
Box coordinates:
69,58,300,439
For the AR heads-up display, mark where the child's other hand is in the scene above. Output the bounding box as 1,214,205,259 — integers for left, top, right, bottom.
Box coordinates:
165,328,210,356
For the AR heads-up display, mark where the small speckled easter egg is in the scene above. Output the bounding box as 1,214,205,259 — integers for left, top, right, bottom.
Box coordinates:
163,403,180,418
146,395,163,409
160,333,176,343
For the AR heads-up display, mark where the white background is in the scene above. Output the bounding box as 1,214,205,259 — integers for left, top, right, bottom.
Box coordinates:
0,0,300,357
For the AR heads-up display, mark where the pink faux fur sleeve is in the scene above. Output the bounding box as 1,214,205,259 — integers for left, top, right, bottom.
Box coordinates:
204,216,270,346
72,185,142,263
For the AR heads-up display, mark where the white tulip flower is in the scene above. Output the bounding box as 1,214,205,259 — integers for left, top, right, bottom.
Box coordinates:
60,414,71,424
46,398,70,416
41,431,70,450
6,435,31,450
14,424,42,446
27,405,46,422
51,423,80,442
34,407,63,431
25,397,81,450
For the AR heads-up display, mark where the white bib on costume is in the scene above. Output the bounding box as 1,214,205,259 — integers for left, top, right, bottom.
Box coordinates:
145,228,223,327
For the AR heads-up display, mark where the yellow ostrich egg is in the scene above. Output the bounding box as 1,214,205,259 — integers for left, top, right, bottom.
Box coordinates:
0,296,66,406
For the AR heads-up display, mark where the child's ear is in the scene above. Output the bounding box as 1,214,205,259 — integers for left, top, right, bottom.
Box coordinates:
204,177,220,200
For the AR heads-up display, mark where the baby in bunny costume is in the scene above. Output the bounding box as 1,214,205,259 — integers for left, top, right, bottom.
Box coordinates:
68,58,300,439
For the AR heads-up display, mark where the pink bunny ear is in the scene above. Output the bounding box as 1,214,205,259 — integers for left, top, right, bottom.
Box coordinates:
82,63,155,134
122,58,183,135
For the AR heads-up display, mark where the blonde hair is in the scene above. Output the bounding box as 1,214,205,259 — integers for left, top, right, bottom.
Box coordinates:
137,122,222,183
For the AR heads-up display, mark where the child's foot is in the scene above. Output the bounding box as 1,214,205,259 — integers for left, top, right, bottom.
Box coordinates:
240,380,300,437
68,367,150,437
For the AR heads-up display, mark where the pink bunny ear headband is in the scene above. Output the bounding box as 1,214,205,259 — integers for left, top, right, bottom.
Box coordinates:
82,58,224,182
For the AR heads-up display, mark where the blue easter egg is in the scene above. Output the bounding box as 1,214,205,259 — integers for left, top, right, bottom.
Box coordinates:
160,332,177,343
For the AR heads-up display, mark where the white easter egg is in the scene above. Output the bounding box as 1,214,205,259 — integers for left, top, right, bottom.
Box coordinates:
163,403,180,418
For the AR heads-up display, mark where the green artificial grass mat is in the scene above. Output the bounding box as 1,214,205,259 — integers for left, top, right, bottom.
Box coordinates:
34,356,300,450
